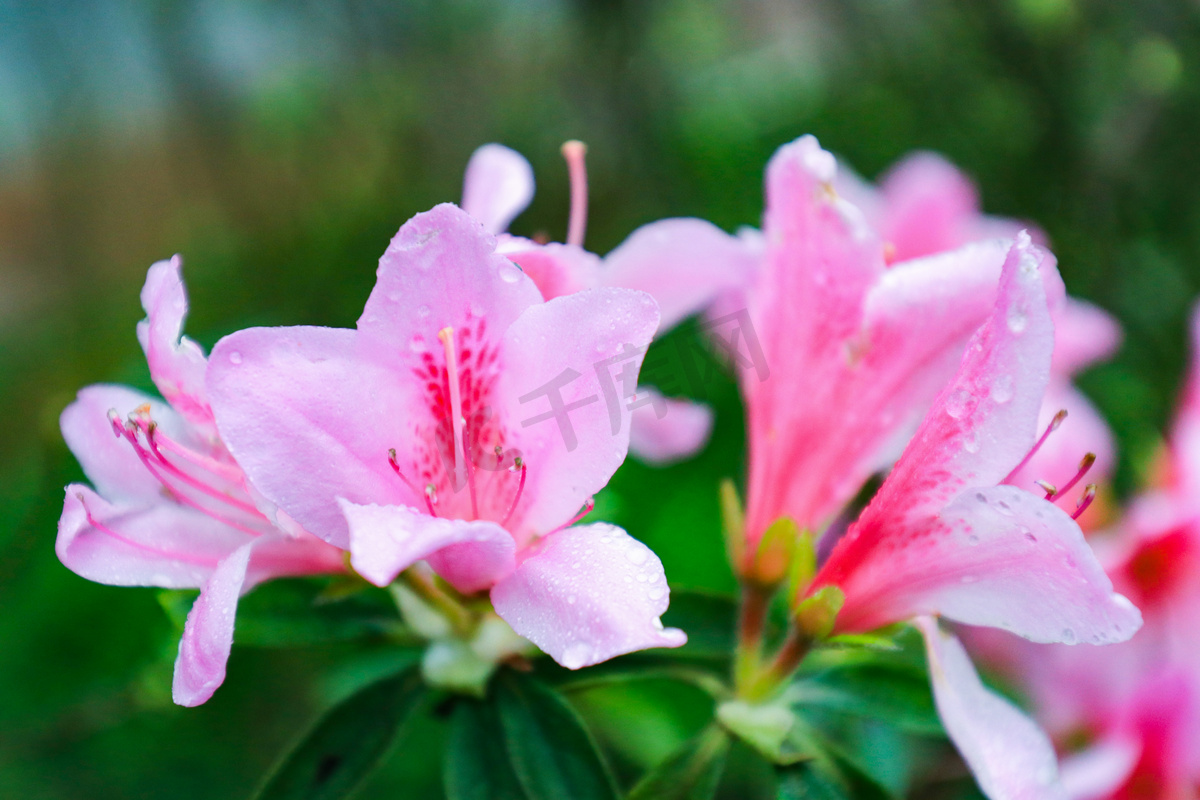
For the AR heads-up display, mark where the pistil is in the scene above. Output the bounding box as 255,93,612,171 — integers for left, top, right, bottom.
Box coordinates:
561,140,588,248
1003,409,1068,485
438,327,477,516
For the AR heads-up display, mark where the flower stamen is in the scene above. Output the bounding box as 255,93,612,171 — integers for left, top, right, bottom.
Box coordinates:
1071,484,1098,520
1048,453,1096,502
1003,409,1068,485
501,456,527,527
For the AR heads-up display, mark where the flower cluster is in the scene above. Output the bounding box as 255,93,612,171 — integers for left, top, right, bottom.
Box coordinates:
57,133,1176,800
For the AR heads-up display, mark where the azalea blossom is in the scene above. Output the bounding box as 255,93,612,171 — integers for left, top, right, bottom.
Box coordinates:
205,203,686,671
738,134,1035,561
459,142,759,464
56,257,344,706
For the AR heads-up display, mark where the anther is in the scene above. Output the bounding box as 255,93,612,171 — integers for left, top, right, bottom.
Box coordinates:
1003,409,1068,485
1071,484,1097,520
387,448,421,498
1050,453,1096,501
1034,479,1057,499
561,140,588,248
424,484,440,517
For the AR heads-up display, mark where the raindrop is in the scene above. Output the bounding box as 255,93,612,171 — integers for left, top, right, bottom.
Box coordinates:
417,304,431,318
1007,305,1028,334
229,351,243,365
499,262,523,284
626,547,648,565
945,388,971,419
990,375,1014,403
648,586,665,600
1061,628,1077,645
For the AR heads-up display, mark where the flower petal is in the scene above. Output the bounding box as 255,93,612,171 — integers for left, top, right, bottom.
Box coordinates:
497,287,660,540
358,203,542,350
208,325,410,549
135,256,213,429
499,237,601,300
172,542,253,706
491,523,685,668
830,484,1141,642
341,499,515,592
915,617,1067,800
600,218,757,331
628,389,714,465
1051,298,1121,378
57,484,244,588
461,144,535,235
1057,736,1141,800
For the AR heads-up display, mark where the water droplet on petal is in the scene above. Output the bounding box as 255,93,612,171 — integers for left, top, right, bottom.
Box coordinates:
945,388,971,419
416,304,431,318
626,547,648,565
962,432,980,453
990,374,1014,403
499,261,523,283
1007,305,1028,334
1061,628,1077,644
229,351,243,365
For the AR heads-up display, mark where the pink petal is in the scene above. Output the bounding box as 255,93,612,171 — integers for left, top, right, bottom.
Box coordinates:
61,384,188,504
491,523,686,668
878,152,982,263
496,287,660,541
1057,736,1141,800
208,326,410,549
628,389,714,465
498,237,601,300
172,542,253,706
1051,298,1122,378
461,144,535,235
57,484,245,588
135,256,213,429
915,617,1068,800
340,499,515,592
830,484,1141,642
358,203,542,350
600,218,757,331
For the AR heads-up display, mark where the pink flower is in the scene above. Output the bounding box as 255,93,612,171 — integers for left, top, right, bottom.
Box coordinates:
835,150,1041,265
57,257,344,706
460,142,751,464
739,135,1032,560
808,232,1139,643
206,203,686,669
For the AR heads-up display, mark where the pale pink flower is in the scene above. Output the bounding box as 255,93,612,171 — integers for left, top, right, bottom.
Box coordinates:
739,135,1034,557
57,257,344,706
206,204,686,669
460,143,751,464
835,150,1041,265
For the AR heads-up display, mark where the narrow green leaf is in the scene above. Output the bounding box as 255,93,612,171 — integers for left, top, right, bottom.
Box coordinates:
791,665,942,736
495,672,619,800
254,666,425,800
626,725,730,800
444,699,528,800
659,590,737,659
776,761,848,800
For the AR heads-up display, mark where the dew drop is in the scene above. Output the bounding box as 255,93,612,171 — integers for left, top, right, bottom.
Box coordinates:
567,595,576,605
1061,628,1077,645
626,547,648,565
416,304,431,318
995,501,1014,517
499,261,523,283
945,388,971,419
967,533,980,545
1007,305,1028,334
962,432,980,453
1024,531,1038,543
229,351,243,365
647,586,665,600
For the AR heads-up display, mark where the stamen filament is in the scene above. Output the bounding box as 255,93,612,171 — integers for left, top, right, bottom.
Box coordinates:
1071,484,1098,520
501,458,527,527
561,140,588,248
461,429,479,520
548,497,595,535
1003,409,1068,485
425,484,440,517
1050,453,1096,501
438,327,468,494
388,448,421,496
1034,479,1057,499
120,423,261,517
78,493,221,566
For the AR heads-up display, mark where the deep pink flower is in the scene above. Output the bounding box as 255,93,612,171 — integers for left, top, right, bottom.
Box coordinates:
460,143,751,464
739,135,1031,558
808,232,1139,643
57,257,344,706
206,204,686,668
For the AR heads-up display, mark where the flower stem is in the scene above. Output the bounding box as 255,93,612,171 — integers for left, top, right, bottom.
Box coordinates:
398,568,475,637
734,581,771,694
742,627,812,702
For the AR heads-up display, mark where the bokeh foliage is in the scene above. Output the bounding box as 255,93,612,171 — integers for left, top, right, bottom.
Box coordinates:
1,1,1198,797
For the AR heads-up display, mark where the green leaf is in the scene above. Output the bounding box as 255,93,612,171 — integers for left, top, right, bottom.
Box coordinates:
776,762,848,800
444,699,528,800
626,725,730,800
541,657,728,699
790,665,942,736
659,590,737,659
495,671,619,800
254,666,425,800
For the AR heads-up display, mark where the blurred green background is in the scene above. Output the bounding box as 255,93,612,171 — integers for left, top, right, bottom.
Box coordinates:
2,1,1198,797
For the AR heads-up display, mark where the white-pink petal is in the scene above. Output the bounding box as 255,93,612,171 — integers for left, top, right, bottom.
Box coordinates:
461,144,535,235
915,617,1067,800
172,542,253,707
341,499,515,593
491,523,686,669
628,390,714,465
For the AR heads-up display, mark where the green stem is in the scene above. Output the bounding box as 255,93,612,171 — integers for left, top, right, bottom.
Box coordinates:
398,569,475,637
742,627,812,702
734,581,770,695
